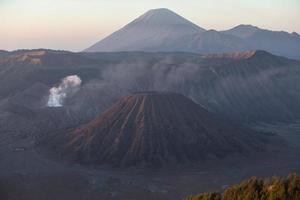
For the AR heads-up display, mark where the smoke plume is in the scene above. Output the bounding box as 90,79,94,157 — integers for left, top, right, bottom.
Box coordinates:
47,75,82,107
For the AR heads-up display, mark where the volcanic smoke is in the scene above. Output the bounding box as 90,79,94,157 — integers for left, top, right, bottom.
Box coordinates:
47,75,82,107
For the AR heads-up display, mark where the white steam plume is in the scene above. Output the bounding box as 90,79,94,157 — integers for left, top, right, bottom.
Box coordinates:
47,75,82,107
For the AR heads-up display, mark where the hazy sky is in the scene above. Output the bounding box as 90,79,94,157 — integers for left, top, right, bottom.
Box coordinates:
1,0,300,51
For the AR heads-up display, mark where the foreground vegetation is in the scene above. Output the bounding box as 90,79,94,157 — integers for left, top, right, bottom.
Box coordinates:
186,173,300,200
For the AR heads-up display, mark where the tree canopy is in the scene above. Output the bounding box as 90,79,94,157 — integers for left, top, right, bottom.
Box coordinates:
185,173,300,200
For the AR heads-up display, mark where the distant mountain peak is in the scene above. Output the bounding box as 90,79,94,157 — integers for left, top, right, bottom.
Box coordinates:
234,24,259,29
143,8,176,15
148,8,171,12
224,24,260,38
129,8,203,28
84,9,300,59
85,8,205,52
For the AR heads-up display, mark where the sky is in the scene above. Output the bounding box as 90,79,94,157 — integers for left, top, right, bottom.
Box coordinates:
1,0,300,51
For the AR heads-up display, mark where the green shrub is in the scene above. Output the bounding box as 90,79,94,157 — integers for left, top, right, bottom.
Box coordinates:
185,173,300,200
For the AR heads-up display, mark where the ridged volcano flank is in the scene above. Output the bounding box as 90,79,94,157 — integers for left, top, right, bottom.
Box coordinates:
64,92,263,166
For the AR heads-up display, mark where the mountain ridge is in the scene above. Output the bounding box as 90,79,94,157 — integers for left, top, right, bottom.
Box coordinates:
1,49,300,124
85,8,300,60
199,50,273,60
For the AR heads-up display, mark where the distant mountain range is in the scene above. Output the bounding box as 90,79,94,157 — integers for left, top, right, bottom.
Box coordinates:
85,8,300,60
1,49,300,127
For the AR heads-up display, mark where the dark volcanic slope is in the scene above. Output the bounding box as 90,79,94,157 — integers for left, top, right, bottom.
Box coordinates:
54,92,265,167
